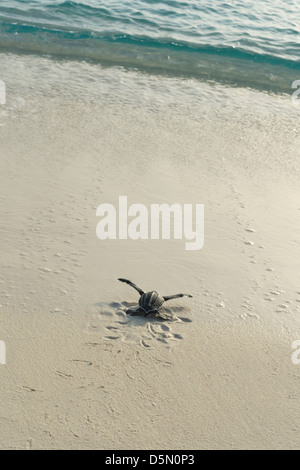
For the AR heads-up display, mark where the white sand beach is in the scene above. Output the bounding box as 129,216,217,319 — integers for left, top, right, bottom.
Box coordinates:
0,54,300,449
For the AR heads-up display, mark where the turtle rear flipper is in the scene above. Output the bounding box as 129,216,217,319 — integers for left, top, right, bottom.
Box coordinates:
125,307,143,316
144,309,159,317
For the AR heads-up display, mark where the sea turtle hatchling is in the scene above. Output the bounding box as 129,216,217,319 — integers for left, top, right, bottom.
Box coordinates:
118,278,192,318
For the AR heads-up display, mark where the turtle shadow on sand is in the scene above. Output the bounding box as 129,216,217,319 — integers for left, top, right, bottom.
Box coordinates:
92,299,192,347
94,300,192,323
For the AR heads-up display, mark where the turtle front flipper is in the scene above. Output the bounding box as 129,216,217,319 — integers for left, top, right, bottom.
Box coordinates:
163,293,193,301
118,278,145,296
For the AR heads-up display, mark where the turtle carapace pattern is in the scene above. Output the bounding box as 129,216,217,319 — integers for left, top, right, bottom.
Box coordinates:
118,278,192,317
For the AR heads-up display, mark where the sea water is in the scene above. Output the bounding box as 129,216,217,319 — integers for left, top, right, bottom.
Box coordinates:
0,0,299,95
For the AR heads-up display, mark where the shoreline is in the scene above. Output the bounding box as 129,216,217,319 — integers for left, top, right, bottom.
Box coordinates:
1,53,299,116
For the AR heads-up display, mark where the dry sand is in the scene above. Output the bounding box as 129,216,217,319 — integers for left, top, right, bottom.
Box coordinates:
1,55,300,449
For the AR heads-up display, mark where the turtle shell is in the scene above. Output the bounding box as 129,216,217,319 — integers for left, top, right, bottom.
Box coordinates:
139,291,164,313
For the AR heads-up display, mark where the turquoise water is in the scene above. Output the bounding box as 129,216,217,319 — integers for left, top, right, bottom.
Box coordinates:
0,0,299,93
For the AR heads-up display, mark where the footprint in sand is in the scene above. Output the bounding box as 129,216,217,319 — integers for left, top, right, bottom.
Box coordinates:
86,301,192,349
